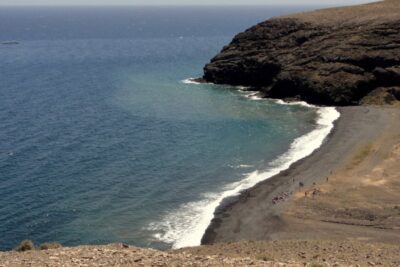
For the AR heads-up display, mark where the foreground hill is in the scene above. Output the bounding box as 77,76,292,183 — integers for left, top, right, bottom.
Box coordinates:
2,240,400,266
202,0,400,105
0,243,300,266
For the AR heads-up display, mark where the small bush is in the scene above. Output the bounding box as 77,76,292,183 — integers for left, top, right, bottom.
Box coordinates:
256,254,273,261
39,242,62,250
14,240,35,252
309,263,328,267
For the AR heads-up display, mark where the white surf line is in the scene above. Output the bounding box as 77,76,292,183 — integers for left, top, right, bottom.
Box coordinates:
152,82,340,249
181,78,202,85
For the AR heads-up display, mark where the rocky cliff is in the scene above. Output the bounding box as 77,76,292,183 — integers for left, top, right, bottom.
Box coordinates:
202,0,400,105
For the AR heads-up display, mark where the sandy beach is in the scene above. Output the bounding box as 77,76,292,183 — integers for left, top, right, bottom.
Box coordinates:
202,106,400,244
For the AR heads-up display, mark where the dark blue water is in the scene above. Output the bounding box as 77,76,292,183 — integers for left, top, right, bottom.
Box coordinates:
0,6,322,251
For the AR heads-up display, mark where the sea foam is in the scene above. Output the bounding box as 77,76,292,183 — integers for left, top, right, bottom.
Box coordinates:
181,78,202,85
147,87,340,249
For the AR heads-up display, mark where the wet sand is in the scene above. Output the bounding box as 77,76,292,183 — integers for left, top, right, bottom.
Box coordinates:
202,106,400,244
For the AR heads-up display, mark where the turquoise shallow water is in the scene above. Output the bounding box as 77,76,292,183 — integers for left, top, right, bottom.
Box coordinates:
0,6,325,250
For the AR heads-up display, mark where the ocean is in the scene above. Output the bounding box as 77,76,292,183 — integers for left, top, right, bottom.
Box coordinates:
0,6,338,251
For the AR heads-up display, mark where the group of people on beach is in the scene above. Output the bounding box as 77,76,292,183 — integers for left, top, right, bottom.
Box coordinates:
271,191,292,204
272,175,328,205
304,188,321,199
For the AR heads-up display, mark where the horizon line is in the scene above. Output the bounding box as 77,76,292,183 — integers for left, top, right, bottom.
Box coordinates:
0,3,339,7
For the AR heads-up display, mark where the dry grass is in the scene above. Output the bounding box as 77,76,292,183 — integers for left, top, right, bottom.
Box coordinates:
349,143,374,168
285,0,400,26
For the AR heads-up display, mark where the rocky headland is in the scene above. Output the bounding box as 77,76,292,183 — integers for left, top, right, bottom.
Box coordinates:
201,0,400,106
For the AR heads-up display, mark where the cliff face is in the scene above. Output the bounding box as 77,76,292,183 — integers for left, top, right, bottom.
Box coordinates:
202,1,400,105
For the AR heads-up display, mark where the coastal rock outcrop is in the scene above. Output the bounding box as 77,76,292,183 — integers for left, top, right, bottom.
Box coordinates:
202,2,400,105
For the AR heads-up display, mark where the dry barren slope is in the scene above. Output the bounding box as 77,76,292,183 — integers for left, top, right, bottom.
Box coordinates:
0,243,302,267
287,0,400,25
2,241,400,266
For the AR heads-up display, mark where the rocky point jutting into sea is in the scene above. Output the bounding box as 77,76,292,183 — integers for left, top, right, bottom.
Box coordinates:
200,0,400,106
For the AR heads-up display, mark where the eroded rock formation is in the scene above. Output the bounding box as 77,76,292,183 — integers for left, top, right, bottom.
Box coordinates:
202,2,400,106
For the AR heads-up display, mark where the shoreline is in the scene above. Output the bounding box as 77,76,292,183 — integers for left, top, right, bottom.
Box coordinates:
192,0,400,247
12,107,397,267
201,106,400,244
163,94,339,249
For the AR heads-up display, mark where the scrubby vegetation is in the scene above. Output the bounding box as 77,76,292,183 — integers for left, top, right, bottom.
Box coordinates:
14,240,35,252
39,242,62,250
14,240,62,252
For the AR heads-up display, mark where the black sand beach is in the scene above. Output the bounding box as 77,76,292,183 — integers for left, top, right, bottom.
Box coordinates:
202,106,400,244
